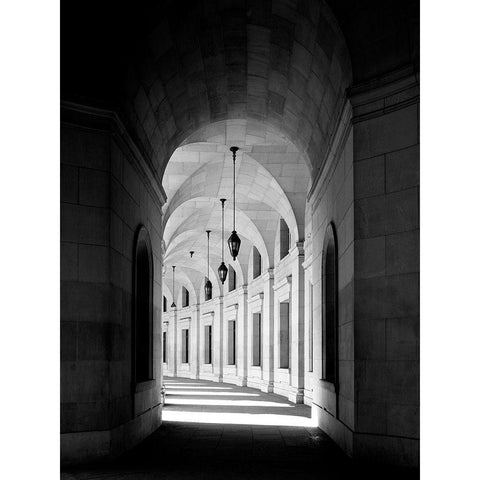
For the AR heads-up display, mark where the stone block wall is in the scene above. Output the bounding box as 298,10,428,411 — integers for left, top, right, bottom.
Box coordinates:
308,102,355,455
60,105,165,465
351,69,420,466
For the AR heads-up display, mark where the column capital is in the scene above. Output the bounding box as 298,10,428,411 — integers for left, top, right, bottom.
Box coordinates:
288,242,304,258
261,268,274,282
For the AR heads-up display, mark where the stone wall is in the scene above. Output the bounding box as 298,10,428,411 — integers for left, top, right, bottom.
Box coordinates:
60,105,165,465
307,102,355,455
351,68,420,466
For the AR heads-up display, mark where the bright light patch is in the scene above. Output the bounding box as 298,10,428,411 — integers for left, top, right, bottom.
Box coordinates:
165,386,233,390
162,410,315,427
166,390,260,396
164,382,210,386
166,398,292,407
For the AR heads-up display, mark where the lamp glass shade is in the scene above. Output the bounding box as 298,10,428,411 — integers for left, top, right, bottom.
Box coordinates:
228,230,241,260
218,262,228,284
204,279,213,300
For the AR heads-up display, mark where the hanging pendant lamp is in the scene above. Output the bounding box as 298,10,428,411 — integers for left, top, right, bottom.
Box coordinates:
228,146,241,260
171,265,176,308
205,230,213,300
218,198,228,284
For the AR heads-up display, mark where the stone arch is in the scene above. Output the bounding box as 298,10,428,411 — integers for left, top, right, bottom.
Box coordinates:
163,154,298,244
164,202,270,270
133,225,154,384
120,0,352,181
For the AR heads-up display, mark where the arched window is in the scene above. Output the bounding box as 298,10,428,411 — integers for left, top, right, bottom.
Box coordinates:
182,286,189,307
133,226,153,384
322,222,338,386
280,218,290,259
253,246,262,279
163,295,167,313
228,265,236,292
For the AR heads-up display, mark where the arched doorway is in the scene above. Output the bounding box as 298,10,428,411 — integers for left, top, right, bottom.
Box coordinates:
322,222,338,389
133,226,154,384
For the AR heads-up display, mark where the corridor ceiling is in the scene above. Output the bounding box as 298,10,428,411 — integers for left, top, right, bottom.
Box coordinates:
162,119,309,302
61,0,419,302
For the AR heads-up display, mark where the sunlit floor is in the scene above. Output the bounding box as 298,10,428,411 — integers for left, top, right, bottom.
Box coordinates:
62,377,419,479
162,377,315,427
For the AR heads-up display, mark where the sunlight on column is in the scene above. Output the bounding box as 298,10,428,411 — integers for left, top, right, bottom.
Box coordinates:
162,410,316,427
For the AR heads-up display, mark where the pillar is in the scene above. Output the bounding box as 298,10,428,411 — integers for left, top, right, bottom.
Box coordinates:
289,242,305,403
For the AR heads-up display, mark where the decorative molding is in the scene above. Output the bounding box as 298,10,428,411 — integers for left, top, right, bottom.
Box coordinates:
176,305,196,316
273,276,292,292
289,241,304,257
248,292,264,304
261,268,274,282
307,98,352,204
348,65,419,122
61,101,167,208
224,303,239,313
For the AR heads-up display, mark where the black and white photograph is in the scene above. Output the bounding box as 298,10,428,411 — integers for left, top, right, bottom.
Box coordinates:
2,1,480,479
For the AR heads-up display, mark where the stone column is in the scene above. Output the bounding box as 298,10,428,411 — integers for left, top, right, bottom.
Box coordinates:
302,254,314,406
237,285,248,386
261,269,274,393
170,308,178,377
193,303,201,379
289,242,305,403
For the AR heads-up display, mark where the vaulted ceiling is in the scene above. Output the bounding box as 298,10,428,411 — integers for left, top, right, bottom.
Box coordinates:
61,0,419,303
162,119,309,301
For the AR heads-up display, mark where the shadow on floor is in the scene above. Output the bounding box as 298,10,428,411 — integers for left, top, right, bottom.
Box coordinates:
62,377,419,480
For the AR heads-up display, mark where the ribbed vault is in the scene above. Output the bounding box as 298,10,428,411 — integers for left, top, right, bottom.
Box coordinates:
162,121,312,298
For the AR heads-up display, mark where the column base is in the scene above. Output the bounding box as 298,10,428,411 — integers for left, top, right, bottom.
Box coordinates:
288,388,304,404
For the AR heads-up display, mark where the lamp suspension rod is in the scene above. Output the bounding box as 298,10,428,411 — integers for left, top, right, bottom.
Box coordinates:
206,230,211,278
233,149,236,231
221,199,226,262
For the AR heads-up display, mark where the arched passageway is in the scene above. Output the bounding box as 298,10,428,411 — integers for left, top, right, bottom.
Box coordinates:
60,0,420,472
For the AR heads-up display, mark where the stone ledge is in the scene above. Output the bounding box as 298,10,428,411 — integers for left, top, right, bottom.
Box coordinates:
349,66,420,122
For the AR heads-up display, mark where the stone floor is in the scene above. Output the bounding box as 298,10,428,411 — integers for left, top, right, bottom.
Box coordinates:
62,377,419,479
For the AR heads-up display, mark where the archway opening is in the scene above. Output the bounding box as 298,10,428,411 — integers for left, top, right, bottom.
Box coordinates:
322,223,338,387
134,228,153,384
